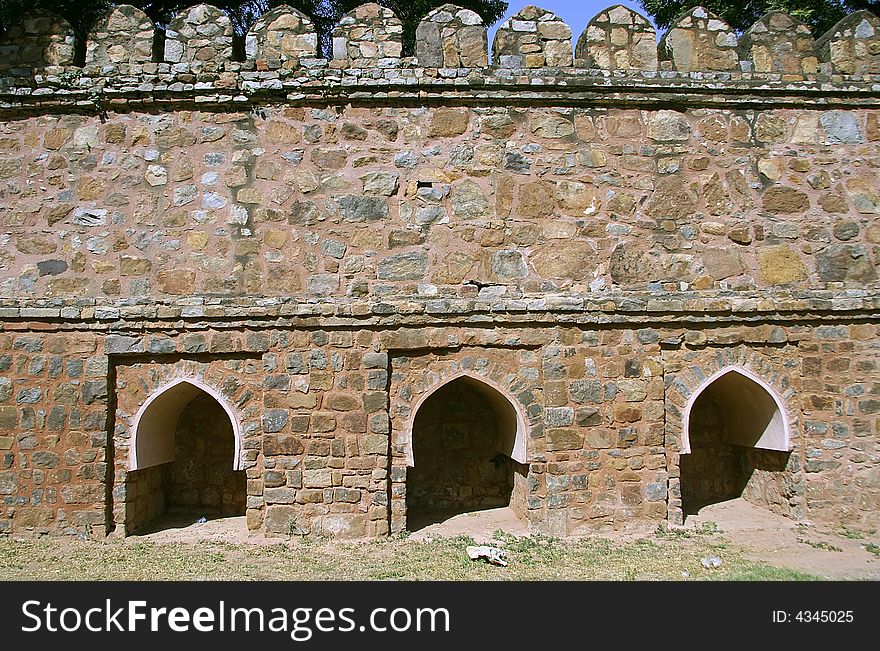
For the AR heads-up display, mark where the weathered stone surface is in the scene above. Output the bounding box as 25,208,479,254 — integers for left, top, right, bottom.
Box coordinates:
164,4,233,71
531,242,594,280
377,251,428,280
701,248,746,280
429,108,469,137
763,185,810,214
821,110,863,144
816,11,880,76
451,179,491,219
336,195,389,221
647,110,691,141
416,4,488,68
246,5,318,68
493,5,573,68
86,5,153,69
739,11,817,75
659,7,738,72
0,10,75,71
576,5,657,71
332,3,402,68
758,245,808,284
816,243,878,282
156,269,196,295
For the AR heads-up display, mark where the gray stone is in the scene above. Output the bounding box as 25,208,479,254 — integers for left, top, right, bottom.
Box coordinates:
82,381,107,404
105,335,143,354
336,195,389,222
821,111,864,144
362,352,388,369
492,250,527,279
362,171,400,196
817,244,878,282
16,388,42,404
545,407,574,427
31,451,60,468
571,379,602,404
37,259,68,276
377,251,428,280
72,208,108,226
262,409,289,433
0,470,16,495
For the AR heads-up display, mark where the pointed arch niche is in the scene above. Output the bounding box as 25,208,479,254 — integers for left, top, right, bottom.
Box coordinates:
680,366,793,517
403,372,530,531
130,377,243,471
123,377,246,534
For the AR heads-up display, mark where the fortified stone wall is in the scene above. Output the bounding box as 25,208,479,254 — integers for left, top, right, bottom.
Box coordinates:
0,4,878,539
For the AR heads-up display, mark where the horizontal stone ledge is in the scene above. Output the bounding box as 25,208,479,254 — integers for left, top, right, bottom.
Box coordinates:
0,293,877,328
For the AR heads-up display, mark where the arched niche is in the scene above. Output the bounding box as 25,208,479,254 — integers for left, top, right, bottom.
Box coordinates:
129,377,242,471
682,366,791,455
404,371,528,467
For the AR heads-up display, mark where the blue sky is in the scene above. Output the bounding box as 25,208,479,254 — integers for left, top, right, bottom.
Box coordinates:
488,1,656,47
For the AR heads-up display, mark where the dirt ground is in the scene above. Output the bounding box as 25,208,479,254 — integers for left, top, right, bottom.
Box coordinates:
128,499,879,580
684,499,880,580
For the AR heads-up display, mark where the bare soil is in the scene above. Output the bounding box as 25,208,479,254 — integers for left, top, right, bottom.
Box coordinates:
684,499,880,580
125,499,879,580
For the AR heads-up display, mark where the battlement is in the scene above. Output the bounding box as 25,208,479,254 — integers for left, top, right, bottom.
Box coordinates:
0,3,879,102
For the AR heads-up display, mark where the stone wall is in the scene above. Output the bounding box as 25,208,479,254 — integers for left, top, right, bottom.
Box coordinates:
0,4,878,539
166,393,246,515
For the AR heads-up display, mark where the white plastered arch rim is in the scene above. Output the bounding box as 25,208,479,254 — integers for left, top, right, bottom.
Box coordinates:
681,365,792,455
129,377,243,472
403,371,529,467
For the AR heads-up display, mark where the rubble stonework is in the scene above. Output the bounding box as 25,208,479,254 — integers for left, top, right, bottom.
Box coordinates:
246,5,319,69
85,5,154,71
0,10,75,75
817,11,880,76
739,11,818,76
332,3,403,69
659,6,738,72
0,4,879,540
416,4,489,68
493,5,573,68
576,4,657,71
163,3,234,73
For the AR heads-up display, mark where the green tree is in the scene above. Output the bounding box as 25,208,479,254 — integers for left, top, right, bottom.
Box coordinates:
638,0,879,36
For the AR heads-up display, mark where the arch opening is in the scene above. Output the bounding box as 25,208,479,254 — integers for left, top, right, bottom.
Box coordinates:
404,374,529,532
123,379,246,534
680,367,793,519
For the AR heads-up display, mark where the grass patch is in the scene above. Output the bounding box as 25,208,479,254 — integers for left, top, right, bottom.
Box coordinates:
0,534,817,582
865,543,880,559
837,525,876,540
797,538,843,552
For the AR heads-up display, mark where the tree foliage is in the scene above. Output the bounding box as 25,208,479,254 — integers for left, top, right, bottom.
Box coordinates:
638,0,880,37
0,0,509,56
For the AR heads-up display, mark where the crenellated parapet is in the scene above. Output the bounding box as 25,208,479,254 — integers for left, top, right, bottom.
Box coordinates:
164,3,234,73
493,5,572,68
739,11,817,76
85,5,155,71
817,11,880,76
0,3,879,95
0,10,75,77
416,5,488,69
332,3,403,69
576,4,656,71
659,6,738,72
246,5,319,70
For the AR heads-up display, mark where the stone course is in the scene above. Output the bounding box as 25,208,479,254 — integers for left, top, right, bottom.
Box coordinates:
0,4,878,540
